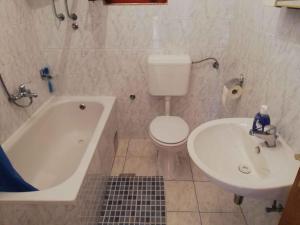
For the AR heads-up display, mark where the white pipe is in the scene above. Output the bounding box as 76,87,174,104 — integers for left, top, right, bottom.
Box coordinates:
165,96,171,116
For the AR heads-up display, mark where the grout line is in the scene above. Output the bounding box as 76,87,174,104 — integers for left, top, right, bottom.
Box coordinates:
167,210,202,213
156,144,159,176
163,178,194,182
187,154,204,225
239,205,250,225
110,153,118,176
191,211,249,214
121,138,130,173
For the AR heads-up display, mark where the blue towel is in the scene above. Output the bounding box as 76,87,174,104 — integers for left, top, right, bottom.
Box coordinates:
0,146,38,192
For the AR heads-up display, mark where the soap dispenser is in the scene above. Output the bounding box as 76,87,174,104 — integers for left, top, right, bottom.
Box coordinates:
251,105,271,133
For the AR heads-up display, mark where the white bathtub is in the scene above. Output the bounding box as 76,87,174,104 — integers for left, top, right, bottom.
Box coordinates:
0,96,116,202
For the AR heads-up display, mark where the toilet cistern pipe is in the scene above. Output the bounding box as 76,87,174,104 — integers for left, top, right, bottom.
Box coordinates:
165,96,171,116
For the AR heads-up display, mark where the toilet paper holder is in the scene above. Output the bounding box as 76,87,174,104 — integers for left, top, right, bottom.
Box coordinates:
222,74,245,110
226,74,245,89
238,74,245,87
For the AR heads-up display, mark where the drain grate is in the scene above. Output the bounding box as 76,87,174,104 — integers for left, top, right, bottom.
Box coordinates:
97,176,166,225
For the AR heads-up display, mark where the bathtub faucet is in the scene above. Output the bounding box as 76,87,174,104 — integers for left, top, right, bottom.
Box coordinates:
0,74,38,108
7,84,38,107
11,84,38,101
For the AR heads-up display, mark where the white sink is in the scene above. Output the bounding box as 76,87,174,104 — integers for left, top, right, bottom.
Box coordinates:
187,118,299,200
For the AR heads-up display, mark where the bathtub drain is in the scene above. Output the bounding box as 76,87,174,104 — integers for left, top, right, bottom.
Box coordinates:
79,104,86,110
238,164,251,174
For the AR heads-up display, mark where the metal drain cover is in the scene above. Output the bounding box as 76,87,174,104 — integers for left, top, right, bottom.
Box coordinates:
238,164,251,174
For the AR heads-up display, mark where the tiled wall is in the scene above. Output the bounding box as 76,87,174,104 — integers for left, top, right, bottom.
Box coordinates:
0,1,50,143
2,0,300,152
31,0,234,138
224,0,300,152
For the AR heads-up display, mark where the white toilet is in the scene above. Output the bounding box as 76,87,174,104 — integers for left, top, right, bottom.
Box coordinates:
147,54,192,173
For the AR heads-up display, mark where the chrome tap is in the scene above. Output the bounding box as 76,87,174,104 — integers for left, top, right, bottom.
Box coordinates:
249,125,278,147
10,84,38,101
0,74,38,108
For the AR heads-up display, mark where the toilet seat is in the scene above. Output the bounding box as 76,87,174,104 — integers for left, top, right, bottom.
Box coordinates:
149,116,189,145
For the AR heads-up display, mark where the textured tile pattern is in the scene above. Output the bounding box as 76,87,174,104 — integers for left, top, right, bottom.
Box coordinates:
158,151,193,181
27,0,300,158
241,198,282,225
98,176,166,225
167,212,201,225
2,0,300,172
127,138,157,157
116,138,130,157
123,156,158,176
0,0,50,143
111,157,126,176
201,212,247,225
223,0,300,153
195,182,240,213
31,0,229,139
165,181,198,212
111,138,282,225
191,161,210,181
0,137,282,225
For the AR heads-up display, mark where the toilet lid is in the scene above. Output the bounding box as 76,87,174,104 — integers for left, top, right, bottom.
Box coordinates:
149,116,189,144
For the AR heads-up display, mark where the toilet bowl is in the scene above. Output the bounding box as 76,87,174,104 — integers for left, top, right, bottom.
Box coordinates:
149,116,190,176
149,116,189,152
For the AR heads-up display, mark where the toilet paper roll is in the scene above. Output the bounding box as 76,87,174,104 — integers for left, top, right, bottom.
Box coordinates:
222,84,243,109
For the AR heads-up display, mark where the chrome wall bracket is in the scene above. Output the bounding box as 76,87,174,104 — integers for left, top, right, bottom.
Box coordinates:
64,0,78,21
52,0,65,21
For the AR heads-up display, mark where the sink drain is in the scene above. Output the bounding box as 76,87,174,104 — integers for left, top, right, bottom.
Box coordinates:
238,165,251,174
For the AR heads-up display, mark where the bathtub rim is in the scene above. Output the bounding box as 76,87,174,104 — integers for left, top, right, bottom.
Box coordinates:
0,96,116,203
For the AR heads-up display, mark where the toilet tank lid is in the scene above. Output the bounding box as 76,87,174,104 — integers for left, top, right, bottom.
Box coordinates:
148,54,191,64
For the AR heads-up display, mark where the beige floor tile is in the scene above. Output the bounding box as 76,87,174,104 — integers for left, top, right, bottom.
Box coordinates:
165,181,198,212
158,152,193,181
116,138,129,157
191,161,210,181
127,138,157,157
195,182,240,212
111,157,125,176
241,198,281,225
167,212,202,225
123,156,158,176
201,212,247,225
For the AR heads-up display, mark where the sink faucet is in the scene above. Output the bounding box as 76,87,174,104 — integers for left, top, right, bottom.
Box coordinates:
249,125,278,147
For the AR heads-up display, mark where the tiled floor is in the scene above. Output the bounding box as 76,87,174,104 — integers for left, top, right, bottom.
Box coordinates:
98,176,166,225
111,138,282,225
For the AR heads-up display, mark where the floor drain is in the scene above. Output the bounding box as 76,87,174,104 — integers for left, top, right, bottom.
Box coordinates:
238,165,251,174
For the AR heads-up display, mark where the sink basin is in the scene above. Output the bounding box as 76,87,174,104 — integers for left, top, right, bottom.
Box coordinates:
187,118,299,200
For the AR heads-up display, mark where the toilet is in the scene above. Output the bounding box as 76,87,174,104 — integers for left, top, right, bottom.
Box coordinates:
147,54,192,172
